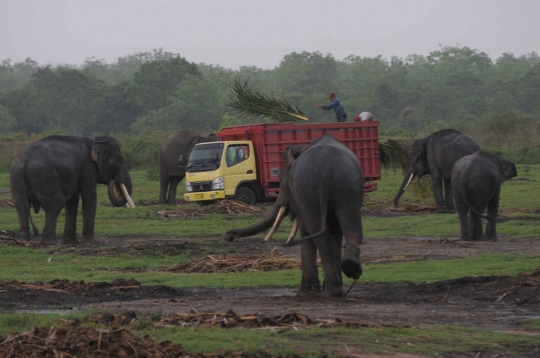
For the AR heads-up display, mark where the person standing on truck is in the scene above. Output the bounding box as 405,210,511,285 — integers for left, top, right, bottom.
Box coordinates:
316,92,347,122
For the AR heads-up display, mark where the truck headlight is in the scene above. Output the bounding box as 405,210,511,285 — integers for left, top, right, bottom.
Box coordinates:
185,180,192,192
212,176,224,190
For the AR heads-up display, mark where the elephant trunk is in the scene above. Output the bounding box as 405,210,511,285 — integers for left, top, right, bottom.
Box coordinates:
223,203,288,242
108,173,135,208
394,168,416,207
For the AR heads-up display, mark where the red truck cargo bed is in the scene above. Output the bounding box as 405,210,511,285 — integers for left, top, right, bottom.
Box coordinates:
217,121,381,197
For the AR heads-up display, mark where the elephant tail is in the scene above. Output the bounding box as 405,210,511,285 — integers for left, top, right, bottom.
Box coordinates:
281,191,329,247
460,171,492,221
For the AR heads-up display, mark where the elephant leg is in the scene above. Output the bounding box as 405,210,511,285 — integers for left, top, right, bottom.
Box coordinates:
80,187,97,243
167,176,182,205
13,197,31,240
10,171,33,240
335,203,363,279
485,187,500,241
470,211,484,241
443,177,454,212
61,193,80,244
316,233,344,298
431,172,450,213
41,204,62,245
457,207,471,241
158,166,169,205
298,227,321,294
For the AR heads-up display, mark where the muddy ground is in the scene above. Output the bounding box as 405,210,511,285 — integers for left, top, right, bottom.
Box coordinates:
1,233,539,334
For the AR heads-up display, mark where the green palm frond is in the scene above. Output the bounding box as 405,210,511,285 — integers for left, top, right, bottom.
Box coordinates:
379,138,432,199
226,77,308,122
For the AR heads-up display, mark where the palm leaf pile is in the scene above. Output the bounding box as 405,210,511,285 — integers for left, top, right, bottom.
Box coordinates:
225,77,308,122
379,138,432,199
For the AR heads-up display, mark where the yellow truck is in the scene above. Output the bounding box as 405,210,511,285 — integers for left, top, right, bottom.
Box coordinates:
184,121,381,205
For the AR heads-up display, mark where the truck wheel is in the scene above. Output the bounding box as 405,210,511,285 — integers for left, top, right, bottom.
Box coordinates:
234,187,257,206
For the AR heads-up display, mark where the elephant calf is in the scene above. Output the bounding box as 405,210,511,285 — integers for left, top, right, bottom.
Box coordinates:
10,135,134,245
451,151,517,241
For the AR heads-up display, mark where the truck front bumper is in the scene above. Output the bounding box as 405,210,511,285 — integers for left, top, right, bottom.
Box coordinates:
184,190,226,202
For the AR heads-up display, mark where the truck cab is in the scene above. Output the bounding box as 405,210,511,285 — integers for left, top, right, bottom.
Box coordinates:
183,141,259,205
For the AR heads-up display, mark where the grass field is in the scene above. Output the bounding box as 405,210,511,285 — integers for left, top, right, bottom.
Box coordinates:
0,165,539,357
1,164,539,239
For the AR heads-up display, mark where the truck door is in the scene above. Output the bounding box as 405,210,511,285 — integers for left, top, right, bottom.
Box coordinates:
223,143,257,196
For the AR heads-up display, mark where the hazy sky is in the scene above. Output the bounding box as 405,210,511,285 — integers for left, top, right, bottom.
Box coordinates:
1,0,539,69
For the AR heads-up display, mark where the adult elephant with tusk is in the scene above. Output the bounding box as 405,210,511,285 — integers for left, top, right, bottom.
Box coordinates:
10,135,134,246
393,129,480,213
223,135,365,297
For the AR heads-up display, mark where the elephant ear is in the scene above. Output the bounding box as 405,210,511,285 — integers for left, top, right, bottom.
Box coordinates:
91,140,110,173
289,145,304,159
497,157,518,182
411,140,425,162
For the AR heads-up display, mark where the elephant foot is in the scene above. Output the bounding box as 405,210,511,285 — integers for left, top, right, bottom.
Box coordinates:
297,284,322,295
436,207,453,214
485,232,497,241
342,244,362,279
61,236,79,245
460,235,472,242
40,237,57,246
321,286,344,298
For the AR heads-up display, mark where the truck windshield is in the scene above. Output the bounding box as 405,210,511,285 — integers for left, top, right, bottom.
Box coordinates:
186,143,225,172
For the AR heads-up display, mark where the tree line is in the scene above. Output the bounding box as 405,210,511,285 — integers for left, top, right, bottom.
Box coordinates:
1,46,539,162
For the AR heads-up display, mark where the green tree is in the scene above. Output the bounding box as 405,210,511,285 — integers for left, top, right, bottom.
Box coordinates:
132,75,224,133
0,58,39,93
127,56,201,113
0,104,17,132
27,67,106,135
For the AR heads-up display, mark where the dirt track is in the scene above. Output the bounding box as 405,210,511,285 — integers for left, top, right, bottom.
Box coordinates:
1,235,539,333
26,233,540,264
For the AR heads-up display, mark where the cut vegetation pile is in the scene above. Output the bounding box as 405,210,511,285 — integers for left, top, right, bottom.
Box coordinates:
167,251,308,273
0,322,214,358
0,278,142,294
84,309,386,331
158,200,266,218
156,309,384,330
0,198,13,207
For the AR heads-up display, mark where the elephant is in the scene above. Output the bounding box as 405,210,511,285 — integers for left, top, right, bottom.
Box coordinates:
223,135,364,297
451,151,517,241
159,129,218,205
10,135,134,246
394,129,481,213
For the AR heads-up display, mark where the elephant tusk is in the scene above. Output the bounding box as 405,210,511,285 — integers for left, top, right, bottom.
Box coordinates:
402,173,417,191
285,218,299,244
120,183,136,208
264,206,286,242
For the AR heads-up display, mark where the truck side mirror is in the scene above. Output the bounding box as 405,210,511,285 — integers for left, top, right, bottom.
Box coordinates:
178,154,184,167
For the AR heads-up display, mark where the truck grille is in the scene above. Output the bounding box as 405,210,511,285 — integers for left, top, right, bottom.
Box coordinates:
190,181,212,192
